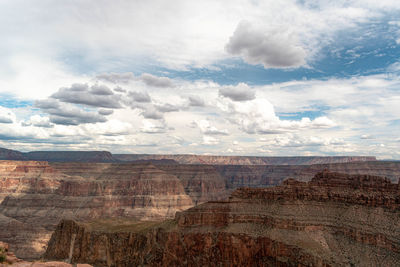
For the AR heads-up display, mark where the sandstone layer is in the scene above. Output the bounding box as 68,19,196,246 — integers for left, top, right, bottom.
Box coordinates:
1,159,399,260
0,241,92,267
44,171,400,267
0,161,193,259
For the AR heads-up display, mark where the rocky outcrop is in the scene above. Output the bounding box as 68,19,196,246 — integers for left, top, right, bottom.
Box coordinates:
44,171,400,266
0,241,92,266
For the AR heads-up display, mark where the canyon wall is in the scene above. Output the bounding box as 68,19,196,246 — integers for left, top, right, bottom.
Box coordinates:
0,158,399,260
44,171,400,266
0,161,193,259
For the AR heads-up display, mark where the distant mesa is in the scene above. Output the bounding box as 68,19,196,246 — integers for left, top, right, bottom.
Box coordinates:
0,147,377,164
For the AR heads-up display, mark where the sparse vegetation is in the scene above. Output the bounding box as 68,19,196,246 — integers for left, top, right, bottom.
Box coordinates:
0,247,6,263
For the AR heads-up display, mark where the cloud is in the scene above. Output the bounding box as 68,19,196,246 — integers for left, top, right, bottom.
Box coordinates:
98,109,114,116
0,106,15,124
140,107,164,120
202,135,220,145
90,84,114,95
196,120,229,135
360,134,375,140
226,21,306,68
96,72,135,84
140,73,174,88
155,103,181,112
188,96,205,107
22,115,53,128
219,83,255,101
128,91,152,103
35,99,107,125
140,120,167,134
261,134,345,148
114,87,127,93
84,120,132,136
220,98,335,134
51,83,122,108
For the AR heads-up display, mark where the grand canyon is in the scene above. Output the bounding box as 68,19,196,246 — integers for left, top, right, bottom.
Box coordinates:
0,147,399,266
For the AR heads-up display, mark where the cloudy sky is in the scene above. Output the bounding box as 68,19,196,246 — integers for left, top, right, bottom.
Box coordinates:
1,0,400,159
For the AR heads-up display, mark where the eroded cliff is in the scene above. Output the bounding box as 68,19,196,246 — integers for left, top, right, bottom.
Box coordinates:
44,171,400,267
0,161,193,259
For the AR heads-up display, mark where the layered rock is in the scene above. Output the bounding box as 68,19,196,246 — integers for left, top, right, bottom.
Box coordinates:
44,171,400,266
0,161,193,259
0,241,92,267
114,154,377,165
1,158,399,261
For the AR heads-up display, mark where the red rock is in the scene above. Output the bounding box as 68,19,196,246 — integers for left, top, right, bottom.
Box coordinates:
43,171,400,266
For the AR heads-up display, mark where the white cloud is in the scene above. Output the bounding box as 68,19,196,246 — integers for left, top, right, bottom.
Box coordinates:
202,135,220,145
196,120,229,135
219,98,335,134
226,21,306,68
0,106,15,124
140,73,174,88
219,83,255,101
140,120,168,134
22,115,53,128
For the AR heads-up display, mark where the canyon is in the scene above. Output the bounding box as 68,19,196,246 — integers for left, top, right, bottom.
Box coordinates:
0,148,399,264
43,171,400,266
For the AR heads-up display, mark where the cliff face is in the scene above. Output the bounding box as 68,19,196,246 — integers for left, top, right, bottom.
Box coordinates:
0,161,193,259
44,171,400,267
1,159,399,261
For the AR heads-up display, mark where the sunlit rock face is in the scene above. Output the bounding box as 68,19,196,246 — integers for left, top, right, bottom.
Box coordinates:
44,171,400,267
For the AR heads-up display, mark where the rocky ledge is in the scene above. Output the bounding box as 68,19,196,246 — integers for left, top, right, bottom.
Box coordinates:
44,171,400,266
0,241,92,267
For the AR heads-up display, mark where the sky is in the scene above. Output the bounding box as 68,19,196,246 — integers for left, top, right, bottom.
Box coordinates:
0,0,400,159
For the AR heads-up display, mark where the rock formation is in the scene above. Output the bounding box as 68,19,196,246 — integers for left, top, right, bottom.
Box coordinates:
44,171,400,266
0,241,92,267
0,161,193,259
1,157,399,261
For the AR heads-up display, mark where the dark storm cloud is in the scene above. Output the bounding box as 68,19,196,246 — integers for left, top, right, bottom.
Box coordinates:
226,21,306,68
